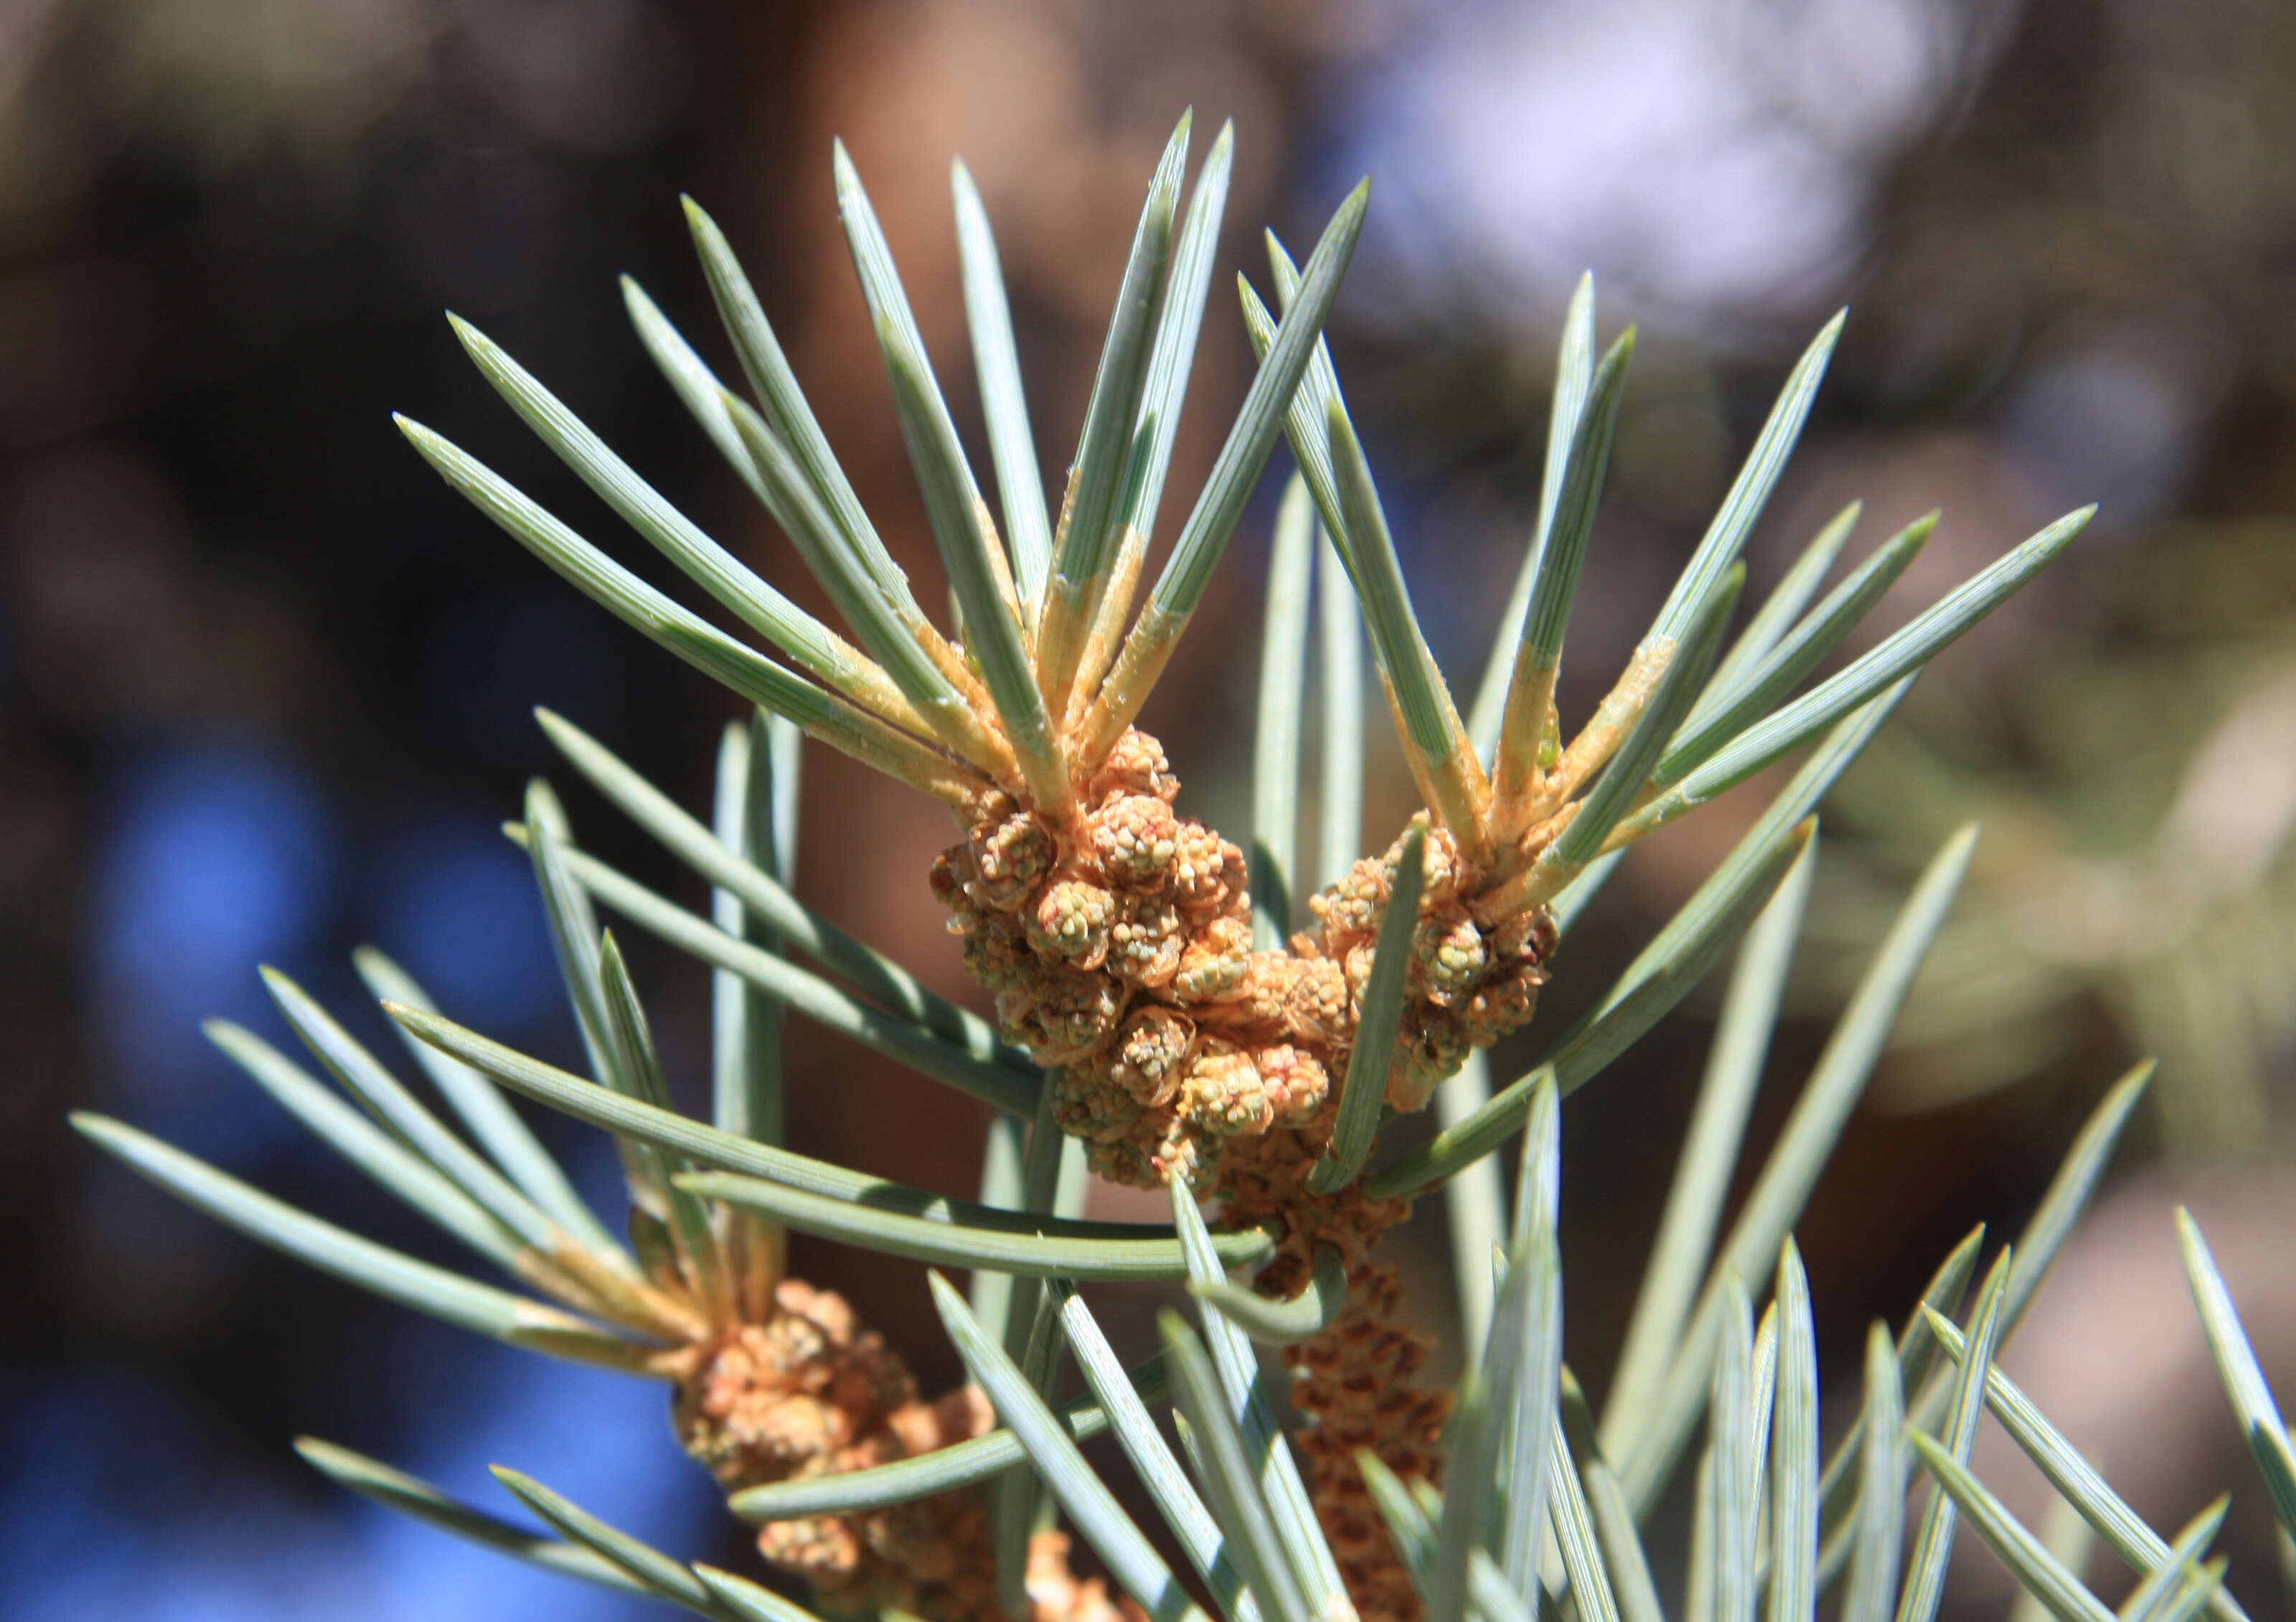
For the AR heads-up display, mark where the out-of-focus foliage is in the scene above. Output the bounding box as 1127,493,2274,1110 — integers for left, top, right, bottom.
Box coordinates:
1820,519,2296,1155
1782,0,2296,1158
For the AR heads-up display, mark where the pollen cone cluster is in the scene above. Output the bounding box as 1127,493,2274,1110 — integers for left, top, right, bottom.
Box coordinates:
933,726,1556,1622
933,727,1556,1192
672,1278,1136,1622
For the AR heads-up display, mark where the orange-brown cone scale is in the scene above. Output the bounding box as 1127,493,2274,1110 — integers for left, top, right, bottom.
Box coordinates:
932,727,1558,1622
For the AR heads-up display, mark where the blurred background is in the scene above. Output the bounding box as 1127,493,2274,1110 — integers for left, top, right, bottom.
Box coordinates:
6,0,2296,1617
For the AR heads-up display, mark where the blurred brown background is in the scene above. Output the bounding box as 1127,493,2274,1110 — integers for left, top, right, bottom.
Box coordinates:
6,1,2296,1618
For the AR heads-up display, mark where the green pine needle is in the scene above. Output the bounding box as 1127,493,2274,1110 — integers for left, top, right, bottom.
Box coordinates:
293,1438,663,1601
1924,1306,2252,1622
203,1019,530,1272
493,1466,744,1618
1164,1311,1316,1622
1252,476,1317,950
1060,1289,1265,1622
1601,836,1816,1458
1843,1323,1908,1622
1187,1247,1349,1345
1311,822,1430,1193
354,946,618,1253
1491,1079,1564,1592
502,818,1041,1115
1715,1275,1761,1622
1326,399,1487,852
1660,510,1936,785
1620,823,1980,1511
1770,1242,1822,1622
1647,312,1845,644
1627,505,2095,837
1905,1433,2116,1622
727,1349,1172,1524
682,193,928,631
934,1275,1209,1622
72,1113,646,1368
2178,1210,2296,1537
1897,1253,2015,1622
1469,270,1598,763
448,314,872,710
537,708,1000,1062
1168,1184,1345,1605
1698,500,1862,711
2120,1503,2234,1622
261,966,574,1256
1035,113,1191,711
951,160,1053,601
1492,325,1636,804
1122,119,1237,543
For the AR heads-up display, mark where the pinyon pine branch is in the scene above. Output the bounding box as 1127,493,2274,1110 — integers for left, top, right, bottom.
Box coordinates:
72,108,2271,1622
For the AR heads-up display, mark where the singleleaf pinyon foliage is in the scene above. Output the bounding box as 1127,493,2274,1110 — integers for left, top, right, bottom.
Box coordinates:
78,112,2296,1622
